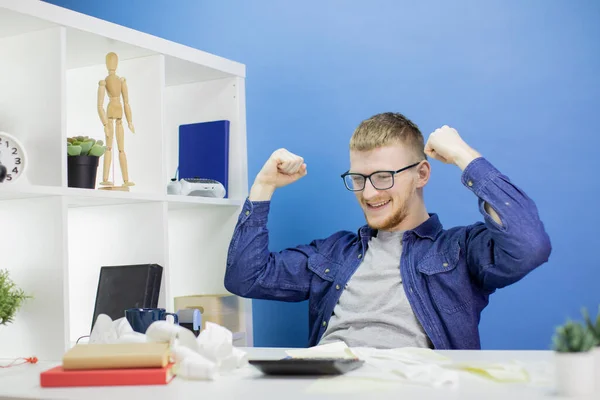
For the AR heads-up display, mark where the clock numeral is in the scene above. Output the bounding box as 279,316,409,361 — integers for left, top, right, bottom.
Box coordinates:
6,174,12,181
12,167,18,174
11,147,17,155
15,158,21,165
5,140,9,148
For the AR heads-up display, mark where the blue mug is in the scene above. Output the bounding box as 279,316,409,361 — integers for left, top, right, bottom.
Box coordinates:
125,308,179,333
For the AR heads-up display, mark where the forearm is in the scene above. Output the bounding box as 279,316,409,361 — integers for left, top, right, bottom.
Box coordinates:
462,157,551,289
454,146,482,172
455,147,502,225
97,82,108,125
124,103,133,125
249,183,276,201
224,199,310,300
225,220,271,297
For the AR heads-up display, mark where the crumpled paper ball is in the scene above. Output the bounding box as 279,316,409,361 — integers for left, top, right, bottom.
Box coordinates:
88,314,247,380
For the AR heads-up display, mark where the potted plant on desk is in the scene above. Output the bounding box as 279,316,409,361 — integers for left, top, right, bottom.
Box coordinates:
552,318,596,396
67,136,106,189
0,269,31,326
582,306,600,388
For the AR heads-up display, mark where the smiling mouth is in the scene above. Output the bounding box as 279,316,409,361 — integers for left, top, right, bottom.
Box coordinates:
366,199,391,210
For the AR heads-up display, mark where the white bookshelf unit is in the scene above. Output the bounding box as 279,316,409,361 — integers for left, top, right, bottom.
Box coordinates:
0,0,251,360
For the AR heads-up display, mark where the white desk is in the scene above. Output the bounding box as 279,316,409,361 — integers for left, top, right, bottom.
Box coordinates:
0,348,595,400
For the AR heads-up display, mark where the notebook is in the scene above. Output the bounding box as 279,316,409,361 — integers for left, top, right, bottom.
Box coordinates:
40,364,175,387
91,264,163,331
178,120,230,198
62,342,170,370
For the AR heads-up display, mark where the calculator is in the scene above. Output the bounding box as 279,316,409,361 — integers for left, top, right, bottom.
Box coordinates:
249,358,365,376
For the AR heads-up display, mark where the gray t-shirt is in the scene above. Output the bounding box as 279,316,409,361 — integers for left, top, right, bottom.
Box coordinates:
318,230,432,349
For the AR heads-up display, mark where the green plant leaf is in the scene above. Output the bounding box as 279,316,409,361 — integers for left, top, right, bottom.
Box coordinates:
79,140,94,155
553,318,597,352
582,306,600,345
88,144,106,157
0,269,32,326
67,145,82,156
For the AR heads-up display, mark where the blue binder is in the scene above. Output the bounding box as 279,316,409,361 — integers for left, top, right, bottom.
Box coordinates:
178,120,230,198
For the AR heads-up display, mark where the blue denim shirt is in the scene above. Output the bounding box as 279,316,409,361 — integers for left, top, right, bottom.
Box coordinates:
224,157,552,349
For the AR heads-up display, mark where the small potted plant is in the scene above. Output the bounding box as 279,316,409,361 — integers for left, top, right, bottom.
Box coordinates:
582,306,600,387
0,269,32,326
552,318,596,396
67,136,106,189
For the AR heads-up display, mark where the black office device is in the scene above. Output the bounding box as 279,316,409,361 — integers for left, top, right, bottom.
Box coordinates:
90,263,163,331
249,358,365,376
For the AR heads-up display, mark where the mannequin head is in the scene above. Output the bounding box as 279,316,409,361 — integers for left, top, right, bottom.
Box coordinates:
106,52,118,72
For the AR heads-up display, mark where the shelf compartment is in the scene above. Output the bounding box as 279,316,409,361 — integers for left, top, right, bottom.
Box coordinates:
165,77,247,200
0,197,67,360
0,26,64,187
67,202,168,344
167,207,241,299
66,53,165,194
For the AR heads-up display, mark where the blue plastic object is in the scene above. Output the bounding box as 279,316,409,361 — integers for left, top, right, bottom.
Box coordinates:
178,120,230,198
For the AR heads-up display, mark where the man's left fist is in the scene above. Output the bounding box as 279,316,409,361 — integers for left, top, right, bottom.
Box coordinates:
424,125,480,170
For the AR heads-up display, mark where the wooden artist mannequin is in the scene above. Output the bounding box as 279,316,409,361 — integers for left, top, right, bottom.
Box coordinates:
97,52,135,190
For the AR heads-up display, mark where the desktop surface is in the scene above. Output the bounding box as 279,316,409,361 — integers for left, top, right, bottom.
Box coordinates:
0,347,589,400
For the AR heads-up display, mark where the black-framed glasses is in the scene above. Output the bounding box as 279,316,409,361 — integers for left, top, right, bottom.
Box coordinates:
340,162,421,191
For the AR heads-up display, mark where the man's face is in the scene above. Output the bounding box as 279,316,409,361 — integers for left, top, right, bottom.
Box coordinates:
349,143,424,231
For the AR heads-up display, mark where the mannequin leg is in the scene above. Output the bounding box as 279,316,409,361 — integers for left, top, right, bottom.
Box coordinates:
100,120,114,185
116,119,134,186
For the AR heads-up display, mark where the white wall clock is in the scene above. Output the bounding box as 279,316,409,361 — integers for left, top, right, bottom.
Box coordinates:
0,131,27,183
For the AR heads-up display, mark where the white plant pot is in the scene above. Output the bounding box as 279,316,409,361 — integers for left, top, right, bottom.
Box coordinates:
555,351,595,397
595,347,600,391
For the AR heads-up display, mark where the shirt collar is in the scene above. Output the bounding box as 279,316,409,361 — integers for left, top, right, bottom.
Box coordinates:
411,213,443,240
357,213,442,241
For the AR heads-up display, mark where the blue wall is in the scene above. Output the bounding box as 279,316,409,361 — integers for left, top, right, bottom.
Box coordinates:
46,0,600,349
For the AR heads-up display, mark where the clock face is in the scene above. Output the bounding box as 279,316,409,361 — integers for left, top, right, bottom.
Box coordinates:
0,132,26,183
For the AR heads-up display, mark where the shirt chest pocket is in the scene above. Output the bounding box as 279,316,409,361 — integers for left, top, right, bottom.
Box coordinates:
307,254,339,312
416,242,473,314
307,253,338,282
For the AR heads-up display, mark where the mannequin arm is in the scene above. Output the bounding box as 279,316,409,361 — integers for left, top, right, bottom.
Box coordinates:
121,77,135,133
97,80,108,126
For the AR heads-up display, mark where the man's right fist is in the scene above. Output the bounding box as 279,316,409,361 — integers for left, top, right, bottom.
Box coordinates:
250,149,307,200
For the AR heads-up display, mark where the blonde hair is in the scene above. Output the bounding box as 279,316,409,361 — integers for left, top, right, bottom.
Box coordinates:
350,112,427,160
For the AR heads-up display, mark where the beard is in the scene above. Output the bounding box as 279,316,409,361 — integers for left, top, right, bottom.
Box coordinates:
363,199,409,231
362,181,417,231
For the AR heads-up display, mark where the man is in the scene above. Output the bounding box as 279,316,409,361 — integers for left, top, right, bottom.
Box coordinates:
224,112,551,349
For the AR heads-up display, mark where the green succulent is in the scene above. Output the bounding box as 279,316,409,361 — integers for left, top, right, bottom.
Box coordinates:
582,306,600,346
552,319,597,352
66,136,106,157
0,269,32,326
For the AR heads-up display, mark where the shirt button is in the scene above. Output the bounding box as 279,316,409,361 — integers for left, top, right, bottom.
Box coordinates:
467,180,473,187
245,210,250,216
443,262,448,267
409,287,414,293
335,284,340,290
358,254,362,259
322,321,327,327
324,269,330,274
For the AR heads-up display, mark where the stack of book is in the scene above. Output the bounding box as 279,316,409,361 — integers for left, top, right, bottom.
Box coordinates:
40,342,175,387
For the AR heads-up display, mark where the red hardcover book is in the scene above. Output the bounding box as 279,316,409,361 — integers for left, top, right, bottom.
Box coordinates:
40,364,175,387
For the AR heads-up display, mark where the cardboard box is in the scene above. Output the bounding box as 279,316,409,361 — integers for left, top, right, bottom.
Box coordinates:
174,294,240,333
